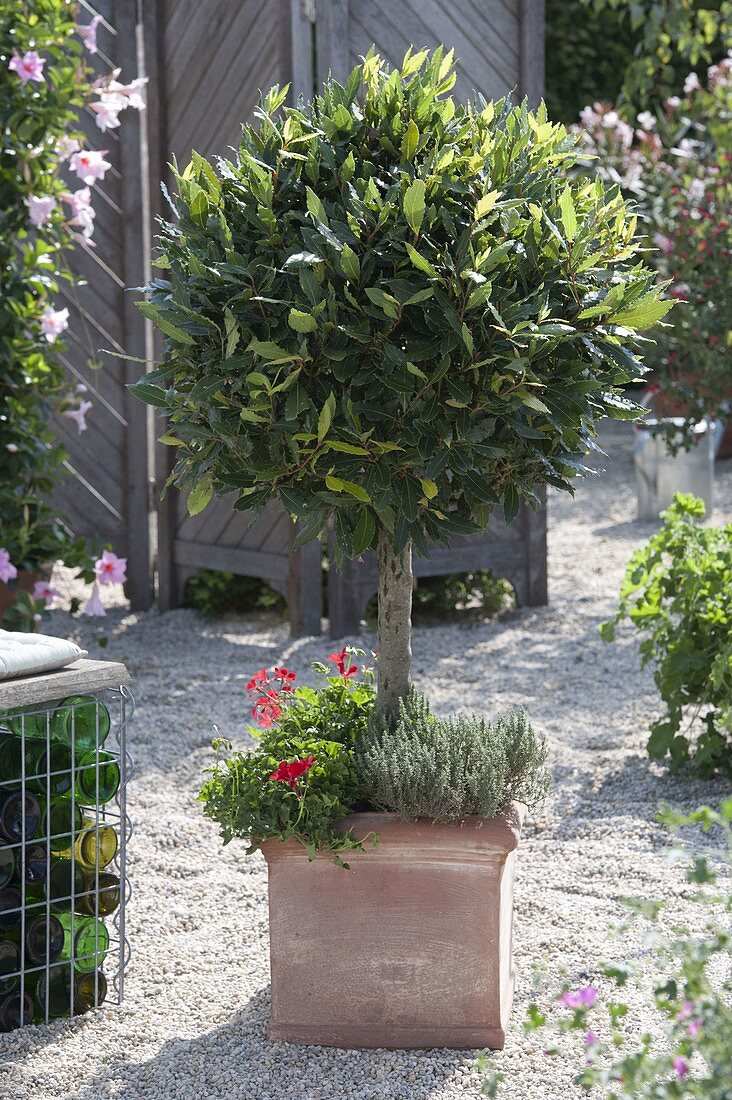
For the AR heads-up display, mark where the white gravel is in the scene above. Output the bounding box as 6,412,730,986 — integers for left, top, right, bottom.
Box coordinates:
1,421,730,1100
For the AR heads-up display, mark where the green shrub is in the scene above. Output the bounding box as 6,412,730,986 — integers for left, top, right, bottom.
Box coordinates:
355,691,549,822
365,570,514,625
184,569,286,616
601,494,732,778
199,652,376,857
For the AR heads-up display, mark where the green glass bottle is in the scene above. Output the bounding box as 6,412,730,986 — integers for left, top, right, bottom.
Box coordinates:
27,742,73,798
43,796,84,853
7,706,50,740
0,730,23,791
0,847,14,889
56,817,118,871
57,912,109,973
0,791,42,842
74,752,120,805
77,872,121,917
34,858,85,911
53,697,110,753
0,887,21,932
0,940,20,995
0,990,33,1031
25,913,64,965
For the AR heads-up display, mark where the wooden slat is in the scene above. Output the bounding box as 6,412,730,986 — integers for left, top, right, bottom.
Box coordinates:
0,659,129,711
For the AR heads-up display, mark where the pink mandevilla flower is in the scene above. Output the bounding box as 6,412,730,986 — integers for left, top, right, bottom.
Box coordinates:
32,581,62,607
64,187,95,238
91,93,127,132
70,150,111,185
77,14,101,54
83,583,106,617
8,51,46,85
583,1030,600,1047
672,1056,689,1079
108,75,148,110
62,399,93,434
558,986,598,1010
28,195,55,227
95,549,127,586
40,306,70,343
56,135,80,161
0,550,18,585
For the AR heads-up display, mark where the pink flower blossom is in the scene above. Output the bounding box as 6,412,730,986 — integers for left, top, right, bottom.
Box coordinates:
636,110,656,131
32,581,62,607
95,549,127,586
8,51,46,85
63,187,95,238
56,135,81,161
665,96,681,110
91,93,127,132
558,986,598,1010
0,550,18,585
107,76,147,110
40,306,70,343
28,195,55,227
77,14,102,54
584,1030,600,1047
70,149,111,185
670,283,690,301
76,382,88,394
62,399,93,434
83,583,106,617
687,1018,702,1039
653,233,674,255
672,1056,688,1079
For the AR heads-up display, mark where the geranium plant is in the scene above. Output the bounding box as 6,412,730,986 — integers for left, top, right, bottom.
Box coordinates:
199,649,376,859
575,58,731,443
480,800,732,1099
0,0,144,628
601,493,731,777
133,47,670,715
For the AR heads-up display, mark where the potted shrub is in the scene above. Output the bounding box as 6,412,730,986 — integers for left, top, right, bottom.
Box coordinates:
133,48,669,1047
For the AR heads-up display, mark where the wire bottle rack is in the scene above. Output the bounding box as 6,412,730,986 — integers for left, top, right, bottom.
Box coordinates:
0,661,132,1030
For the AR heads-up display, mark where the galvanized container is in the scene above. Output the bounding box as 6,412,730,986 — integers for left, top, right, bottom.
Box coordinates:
634,418,715,521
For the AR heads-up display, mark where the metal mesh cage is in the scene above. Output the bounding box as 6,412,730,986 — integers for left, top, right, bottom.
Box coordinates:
0,681,132,1029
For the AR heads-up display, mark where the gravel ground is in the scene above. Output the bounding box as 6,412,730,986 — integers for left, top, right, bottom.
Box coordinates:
1,422,730,1100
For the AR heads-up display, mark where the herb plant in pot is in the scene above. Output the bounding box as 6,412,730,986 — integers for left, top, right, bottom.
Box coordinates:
133,48,670,1048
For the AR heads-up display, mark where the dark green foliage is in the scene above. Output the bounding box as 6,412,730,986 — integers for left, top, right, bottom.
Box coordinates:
0,1,92,573
355,690,549,822
365,570,514,624
545,0,638,122
184,569,286,616
601,494,732,777
132,48,670,566
199,662,376,856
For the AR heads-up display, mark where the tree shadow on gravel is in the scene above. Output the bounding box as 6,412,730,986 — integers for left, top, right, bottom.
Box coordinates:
71,985,484,1100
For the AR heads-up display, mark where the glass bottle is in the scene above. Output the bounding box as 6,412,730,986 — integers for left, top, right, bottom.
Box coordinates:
26,857,85,912
57,912,109,973
27,742,73,798
74,968,107,1013
33,963,74,1020
0,887,21,932
74,751,120,805
6,706,49,740
43,796,84,854
56,817,118,871
14,842,47,887
24,912,64,965
53,697,110,753
77,872,121,917
0,847,14,889
0,791,42,842
0,730,23,791
0,990,33,1031
0,940,20,995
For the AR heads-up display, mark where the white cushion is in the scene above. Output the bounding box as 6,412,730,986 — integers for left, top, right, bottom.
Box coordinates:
0,630,87,680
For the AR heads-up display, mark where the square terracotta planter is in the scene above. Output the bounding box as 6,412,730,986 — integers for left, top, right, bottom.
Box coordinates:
262,803,524,1049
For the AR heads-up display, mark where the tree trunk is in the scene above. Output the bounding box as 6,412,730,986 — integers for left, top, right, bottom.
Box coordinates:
376,527,413,716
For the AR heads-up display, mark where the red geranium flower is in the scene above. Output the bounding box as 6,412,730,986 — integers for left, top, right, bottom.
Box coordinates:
245,668,268,696
269,755,316,790
252,689,282,728
327,646,358,679
274,667,297,692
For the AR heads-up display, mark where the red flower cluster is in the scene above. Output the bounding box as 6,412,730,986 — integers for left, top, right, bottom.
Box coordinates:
269,755,315,790
327,646,358,679
245,666,297,728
